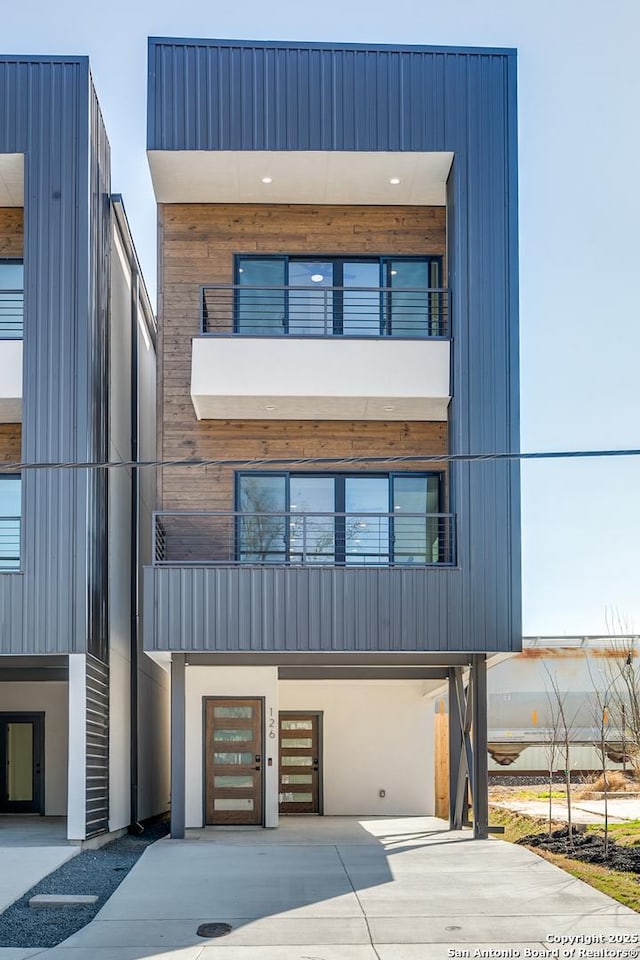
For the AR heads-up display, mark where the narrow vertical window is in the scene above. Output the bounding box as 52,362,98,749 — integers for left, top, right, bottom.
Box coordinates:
0,261,24,340
0,475,21,571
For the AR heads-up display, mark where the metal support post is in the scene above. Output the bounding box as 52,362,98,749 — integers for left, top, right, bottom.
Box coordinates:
472,654,489,839
170,654,186,839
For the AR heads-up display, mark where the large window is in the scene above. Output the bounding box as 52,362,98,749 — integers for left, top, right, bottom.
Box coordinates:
0,261,24,339
237,472,444,565
0,475,21,572
234,256,442,337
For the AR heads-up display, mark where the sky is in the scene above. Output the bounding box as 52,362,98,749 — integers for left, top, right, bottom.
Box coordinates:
3,0,640,637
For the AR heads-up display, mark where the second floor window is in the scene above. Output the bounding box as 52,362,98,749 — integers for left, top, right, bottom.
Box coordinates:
233,255,443,337
237,472,446,565
0,475,21,572
0,261,24,340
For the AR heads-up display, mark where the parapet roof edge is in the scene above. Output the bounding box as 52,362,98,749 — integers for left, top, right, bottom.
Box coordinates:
0,54,90,65
148,36,517,58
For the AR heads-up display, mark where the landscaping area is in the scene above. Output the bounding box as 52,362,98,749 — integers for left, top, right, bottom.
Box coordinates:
489,773,640,914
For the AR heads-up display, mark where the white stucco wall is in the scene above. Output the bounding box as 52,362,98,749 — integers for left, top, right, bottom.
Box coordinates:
0,680,68,816
67,654,86,839
279,680,435,816
184,665,279,828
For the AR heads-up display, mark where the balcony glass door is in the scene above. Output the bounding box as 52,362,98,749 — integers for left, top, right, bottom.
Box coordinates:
236,258,286,335
392,475,442,564
344,477,389,564
289,476,335,563
385,259,442,336
236,472,444,565
342,261,381,335
288,261,334,335
238,474,287,562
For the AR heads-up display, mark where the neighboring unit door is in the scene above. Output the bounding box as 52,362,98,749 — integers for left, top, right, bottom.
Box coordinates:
0,713,44,814
204,698,263,825
279,712,322,814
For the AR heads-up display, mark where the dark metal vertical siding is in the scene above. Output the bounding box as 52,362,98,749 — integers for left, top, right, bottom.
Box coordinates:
85,653,109,837
86,81,111,663
0,59,111,656
147,39,520,654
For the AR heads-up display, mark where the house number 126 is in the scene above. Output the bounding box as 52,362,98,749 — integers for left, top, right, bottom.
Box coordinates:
269,706,276,739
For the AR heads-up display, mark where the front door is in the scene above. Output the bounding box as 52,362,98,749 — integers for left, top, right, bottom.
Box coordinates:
0,713,44,814
204,698,263,825
279,712,322,814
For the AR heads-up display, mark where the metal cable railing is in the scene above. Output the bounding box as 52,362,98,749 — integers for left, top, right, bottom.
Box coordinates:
0,517,21,571
201,284,449,337
0,293,24,339
153,511,455,566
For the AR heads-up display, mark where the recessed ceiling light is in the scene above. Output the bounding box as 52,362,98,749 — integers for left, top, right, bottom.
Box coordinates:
310,274,324,282
384,405,395,412
390,270,397,276
389,177,401,185
261,176,273,184
265,404,276,411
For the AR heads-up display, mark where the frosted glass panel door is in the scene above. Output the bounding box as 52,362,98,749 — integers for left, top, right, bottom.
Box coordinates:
205,699,263,825
279,713,321,814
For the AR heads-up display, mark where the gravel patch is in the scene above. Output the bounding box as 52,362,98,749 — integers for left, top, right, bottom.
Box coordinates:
0,818,168,948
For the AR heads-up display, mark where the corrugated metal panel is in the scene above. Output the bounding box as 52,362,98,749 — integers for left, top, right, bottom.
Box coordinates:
0,59,112,656
145,565,484,653
0,576,24,649
86,81,111,663
85,654,109,837
146,39,520,655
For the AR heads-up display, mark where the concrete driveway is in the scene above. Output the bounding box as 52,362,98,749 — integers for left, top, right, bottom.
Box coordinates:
42,817,639,960
0,818,77,917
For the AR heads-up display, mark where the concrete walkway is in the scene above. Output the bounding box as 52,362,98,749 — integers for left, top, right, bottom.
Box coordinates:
25,816,640,960
492,797,640,824
0,818,77,917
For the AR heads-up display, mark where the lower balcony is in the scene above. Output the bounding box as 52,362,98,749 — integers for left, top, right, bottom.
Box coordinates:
153,511,456,567
145,510,458,653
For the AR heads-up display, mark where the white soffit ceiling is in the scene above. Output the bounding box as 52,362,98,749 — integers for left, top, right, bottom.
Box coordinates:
0,155,24,206
147,151,453,205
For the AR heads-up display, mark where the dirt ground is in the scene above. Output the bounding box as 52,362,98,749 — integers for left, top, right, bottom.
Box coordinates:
521,825,640,873
488,771,640,803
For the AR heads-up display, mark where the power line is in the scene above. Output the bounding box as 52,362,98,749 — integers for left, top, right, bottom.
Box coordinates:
1,447,640,472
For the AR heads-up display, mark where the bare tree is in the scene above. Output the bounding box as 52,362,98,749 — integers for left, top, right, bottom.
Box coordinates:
544,663,581,846
541,690,563,837
586,656,616,858
601,613,640,778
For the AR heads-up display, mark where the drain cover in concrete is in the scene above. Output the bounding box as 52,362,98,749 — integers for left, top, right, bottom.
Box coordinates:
197,922,233,938
30,895,98,908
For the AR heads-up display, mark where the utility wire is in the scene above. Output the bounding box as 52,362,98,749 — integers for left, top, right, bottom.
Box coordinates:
1,447,640,472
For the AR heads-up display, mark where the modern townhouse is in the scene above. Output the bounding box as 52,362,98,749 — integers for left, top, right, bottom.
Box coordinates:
144,37,520,838
0,55,169,840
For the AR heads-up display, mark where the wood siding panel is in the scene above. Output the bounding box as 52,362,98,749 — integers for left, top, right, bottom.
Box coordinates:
0,208,23,257
159,203,448,512
0,424,21,463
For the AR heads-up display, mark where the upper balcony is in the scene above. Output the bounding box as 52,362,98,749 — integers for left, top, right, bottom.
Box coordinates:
191,277,451,422
0,261,23,423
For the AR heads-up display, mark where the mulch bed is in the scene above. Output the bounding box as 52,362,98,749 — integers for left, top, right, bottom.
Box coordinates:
519,826,640,875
